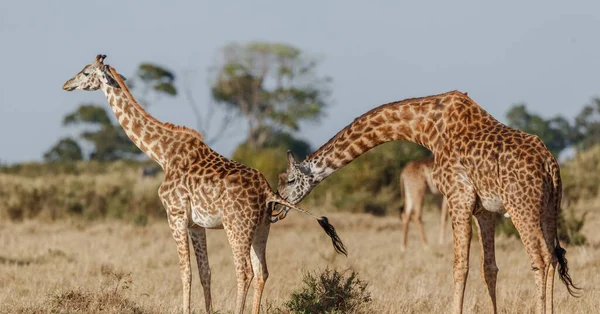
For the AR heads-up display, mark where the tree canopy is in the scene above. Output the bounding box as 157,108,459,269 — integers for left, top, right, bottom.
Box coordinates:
505,104,578,157
211,42,332,148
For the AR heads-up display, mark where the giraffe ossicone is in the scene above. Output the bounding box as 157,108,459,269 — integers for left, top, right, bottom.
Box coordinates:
62,54,346,314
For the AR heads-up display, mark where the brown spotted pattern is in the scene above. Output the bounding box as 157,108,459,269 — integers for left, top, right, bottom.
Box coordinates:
399,156,448,251
277,90,577,314
62,55,319,314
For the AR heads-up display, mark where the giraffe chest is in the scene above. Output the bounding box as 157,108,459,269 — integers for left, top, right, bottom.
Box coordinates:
190,205,223,229
479,194,506,214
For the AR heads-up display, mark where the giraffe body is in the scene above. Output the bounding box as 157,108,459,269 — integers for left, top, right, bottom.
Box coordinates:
399,156,449,250
62,55,345,314
277,90,578,314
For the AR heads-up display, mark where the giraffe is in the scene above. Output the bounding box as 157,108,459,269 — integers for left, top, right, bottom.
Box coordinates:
62,55,346,314
398,156,449,251
276,90,579,314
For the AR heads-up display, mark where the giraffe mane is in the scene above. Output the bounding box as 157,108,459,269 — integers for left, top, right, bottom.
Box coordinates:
107,65,204,141
305,90,467,161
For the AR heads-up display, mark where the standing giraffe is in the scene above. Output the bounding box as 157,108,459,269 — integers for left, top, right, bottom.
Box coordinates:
398,156,448,251
62,55,346,314
277,90,579,314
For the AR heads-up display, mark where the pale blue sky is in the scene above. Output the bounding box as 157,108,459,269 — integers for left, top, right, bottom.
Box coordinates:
1,0,599,163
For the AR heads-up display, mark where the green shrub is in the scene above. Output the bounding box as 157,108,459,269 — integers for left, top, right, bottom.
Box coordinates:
557,208,587,245
284,268,372,314
561,145,600,202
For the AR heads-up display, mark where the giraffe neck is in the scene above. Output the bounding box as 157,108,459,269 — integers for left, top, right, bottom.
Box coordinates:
304,92,456,183
100,67,204,168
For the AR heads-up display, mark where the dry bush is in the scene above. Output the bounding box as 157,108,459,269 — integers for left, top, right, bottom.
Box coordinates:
282,268,372,314
0,165,163,223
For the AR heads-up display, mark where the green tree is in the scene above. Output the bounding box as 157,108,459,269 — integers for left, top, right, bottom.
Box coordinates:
131,63,177,107
574,97,600,150
210,42,332,149
43,137,83,162
506,104,577,157
61,104,141,161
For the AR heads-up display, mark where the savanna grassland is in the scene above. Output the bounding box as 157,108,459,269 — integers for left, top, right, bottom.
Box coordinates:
1,202,599,313
1,146,600,314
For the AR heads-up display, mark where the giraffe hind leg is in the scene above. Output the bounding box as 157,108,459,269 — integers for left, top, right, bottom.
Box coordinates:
250,220,270,314
439,196,448,245
400,208,411,252
505,200,549,314
413,207,428,247
224,214,256,314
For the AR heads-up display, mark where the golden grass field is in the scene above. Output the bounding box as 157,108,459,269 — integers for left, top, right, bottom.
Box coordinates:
1,200,599,314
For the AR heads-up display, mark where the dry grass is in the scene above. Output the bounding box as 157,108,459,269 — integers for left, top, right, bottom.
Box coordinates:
1,203,599,314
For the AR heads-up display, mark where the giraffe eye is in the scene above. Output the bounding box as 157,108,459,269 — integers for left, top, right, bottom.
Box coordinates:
287,178,296,184
82,72,90,76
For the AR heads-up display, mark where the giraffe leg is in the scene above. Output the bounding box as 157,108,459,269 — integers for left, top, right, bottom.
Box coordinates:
250,220,270,314
413,208,428,247
544,257,557,314
190,228,212,314
401,209,411,252
507,205,547,314
473,207,498,314
225,219,255,314
168,216,192,314
439,196,448,245
447,194,476,314
542,198,559,314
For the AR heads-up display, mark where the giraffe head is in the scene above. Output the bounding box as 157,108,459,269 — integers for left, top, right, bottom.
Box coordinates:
277,150,315,204
62,54,126,92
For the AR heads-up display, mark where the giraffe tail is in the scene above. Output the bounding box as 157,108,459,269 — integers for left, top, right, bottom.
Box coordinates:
549,158,581,297
266,192,348,256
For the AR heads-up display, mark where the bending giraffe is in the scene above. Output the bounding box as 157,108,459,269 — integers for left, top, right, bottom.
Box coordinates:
398,156,448,251
62,55,346,314
277,90,579,314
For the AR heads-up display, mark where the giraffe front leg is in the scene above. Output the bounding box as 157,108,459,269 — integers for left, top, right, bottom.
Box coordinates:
250,220,270,314
447,193,476,314
413,209,428,247
190,228,212,314
474,207,498,314
168,216,192,314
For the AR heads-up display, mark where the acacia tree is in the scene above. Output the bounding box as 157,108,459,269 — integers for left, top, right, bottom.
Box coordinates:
60,104,142,161
210,42,332,149
43,137,83,162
